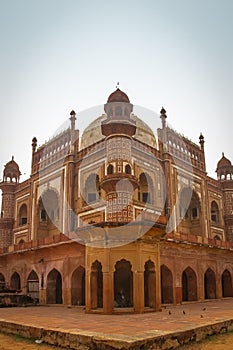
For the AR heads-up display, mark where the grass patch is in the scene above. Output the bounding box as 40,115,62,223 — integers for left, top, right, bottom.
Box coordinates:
0,331,35,344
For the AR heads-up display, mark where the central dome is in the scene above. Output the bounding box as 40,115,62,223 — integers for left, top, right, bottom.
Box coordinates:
80,113,157,150
107,88,130,103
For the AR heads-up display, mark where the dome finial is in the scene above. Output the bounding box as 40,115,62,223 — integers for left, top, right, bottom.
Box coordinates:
222,152,225,157
116,81,120,89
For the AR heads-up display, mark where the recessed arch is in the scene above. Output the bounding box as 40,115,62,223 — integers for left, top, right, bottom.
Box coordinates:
125,164,131,175
84,174,100,204
37,188,60,239
211,201,219,223
179,187,202,235
160,265,173,304
138,172,153,204
222,269,233,297
144,260,156,308
10,272,21,291
182,267,197,301
0,273,6,290
114,259,133,307
71,266,85,306
18,203,28,226
204,268,216,299
91,260,103,309
107,164,114,175
27,270,39,300
46,268,62,304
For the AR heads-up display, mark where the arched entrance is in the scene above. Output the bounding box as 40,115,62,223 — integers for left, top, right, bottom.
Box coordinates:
10,272,21,291
222,269,233,297
179,188,202,235
182,267,197,301
71,266,85,306
144,260,156,308
37,189,60,239
46,269,62,304
204,268,216,299
0,273,6,290
160,265,173,304
27,270,39,300
114,259,133,307
90,261,103,309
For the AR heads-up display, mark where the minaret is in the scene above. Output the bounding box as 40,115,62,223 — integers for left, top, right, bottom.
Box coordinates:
31,137,37,174
100,88,138,223
216,153,233,241
0,157,21,248
199,133,206,171
160,107,167,153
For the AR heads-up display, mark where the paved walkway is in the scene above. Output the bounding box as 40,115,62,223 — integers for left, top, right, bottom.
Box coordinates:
1,299,233,349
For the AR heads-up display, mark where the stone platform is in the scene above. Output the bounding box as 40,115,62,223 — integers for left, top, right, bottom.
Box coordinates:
1,299,233,349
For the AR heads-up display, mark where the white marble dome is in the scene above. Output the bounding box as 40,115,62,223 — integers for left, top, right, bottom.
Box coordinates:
80,113,157,150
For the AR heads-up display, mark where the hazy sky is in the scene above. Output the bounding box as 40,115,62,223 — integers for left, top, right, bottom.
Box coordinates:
0,0,233,182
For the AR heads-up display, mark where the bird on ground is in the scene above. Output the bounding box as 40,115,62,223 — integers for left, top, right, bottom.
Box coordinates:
202,307,206,311
169,311,171,315
183,310,186,315
201,314,204,318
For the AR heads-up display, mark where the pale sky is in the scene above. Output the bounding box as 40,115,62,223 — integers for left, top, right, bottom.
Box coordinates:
0,0,233,185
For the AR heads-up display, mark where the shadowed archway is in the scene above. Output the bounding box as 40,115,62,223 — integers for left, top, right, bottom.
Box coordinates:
46,269,62,304
144,260,156,308
182,267,197,301
160,265,173,304
10,272,21,291
222,269,233,297
114,259,133,307
71,266,85,306
90,261,103,309
204,268,216,299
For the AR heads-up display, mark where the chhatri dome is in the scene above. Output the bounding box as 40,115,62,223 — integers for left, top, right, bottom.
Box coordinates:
80,88,157,149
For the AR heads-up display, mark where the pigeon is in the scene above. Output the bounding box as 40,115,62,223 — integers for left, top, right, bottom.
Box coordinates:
201,314,204,318
202,307,206,311
169,310,171,315
183,310,186,315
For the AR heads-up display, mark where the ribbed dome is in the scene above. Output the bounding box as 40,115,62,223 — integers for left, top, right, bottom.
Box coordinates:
4,157,20,173
80,114,157,150
3,156,21,182
107,88,130,103
217,153,232,169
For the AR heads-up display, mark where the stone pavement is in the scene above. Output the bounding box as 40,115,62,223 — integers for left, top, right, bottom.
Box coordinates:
1,299,233,349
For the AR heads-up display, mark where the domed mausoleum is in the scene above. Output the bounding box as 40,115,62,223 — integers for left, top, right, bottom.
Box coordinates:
0,88,233,313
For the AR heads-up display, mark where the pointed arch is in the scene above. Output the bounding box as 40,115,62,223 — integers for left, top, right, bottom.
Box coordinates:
84,174,100,204
107,164,114,175
222,269,233,297
179,187,202,235
204,268,216,299
182,267,197,301
27,270,39,300
46,268,62,304
211,201,219,223
160,265,173,304
71,266,85,306
144,260,156,308
10,272,21,291
138,172,153,204
18,203,28,226
37,188,60,239
91,261,103,309
0,272,6,291
114,259,133,307
125,164,131,175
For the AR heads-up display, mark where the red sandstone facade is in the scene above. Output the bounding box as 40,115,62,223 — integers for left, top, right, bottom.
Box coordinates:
0,89,233,312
